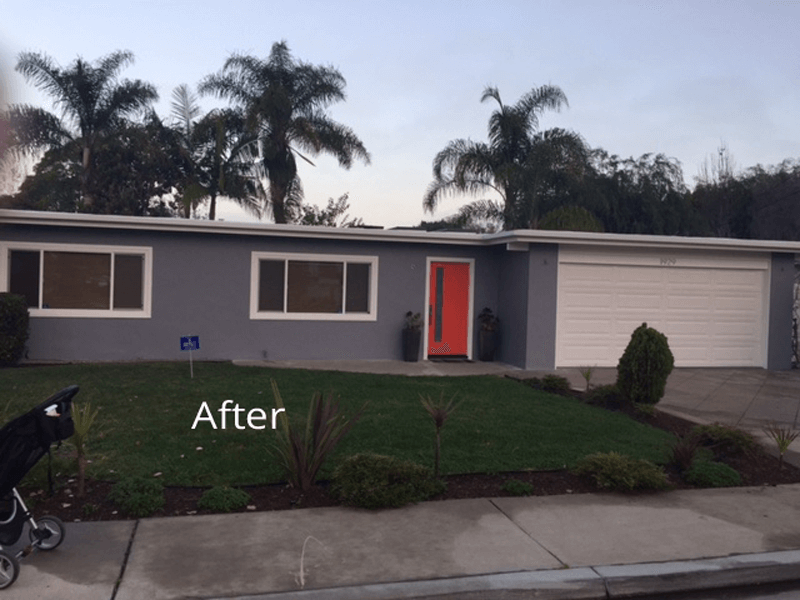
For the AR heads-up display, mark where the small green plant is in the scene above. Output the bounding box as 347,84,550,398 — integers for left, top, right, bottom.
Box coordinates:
477,307,500,331
573,452,669,492
68,401,100,498
404,311,423,331
616,322,674,405
0,293,29,366
108,476,165,518
692,423,757,457
684,460,742,487
578,366,595,390
270,379,366,492
419,391,460,478
670,433,703,473
584,384,622,408
762,422,800,470
198,486,252,512
332,453,445,509
633,402,656,417
82,503,99,517
502,479,534,496
525,375,572,396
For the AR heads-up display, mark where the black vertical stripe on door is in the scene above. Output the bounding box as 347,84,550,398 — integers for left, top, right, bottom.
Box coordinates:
434,267,444,342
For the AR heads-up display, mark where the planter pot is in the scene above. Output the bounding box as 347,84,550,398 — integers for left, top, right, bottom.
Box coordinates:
402,329,422,362
478,329,498,362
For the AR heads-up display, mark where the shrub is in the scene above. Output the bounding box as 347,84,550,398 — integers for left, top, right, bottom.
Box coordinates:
525,375,572,396
573,452,669,492
0,293,29,366
502,479,534,496
332,453,445,510
419,391,460,478
692,423,757,457
198,486,252,512
69,402,100,498
584,384,622,408
670,434,702,473
616,322,674,405
762,422,800,470
108,477,165,517
270,379,366,492
685,460,742,487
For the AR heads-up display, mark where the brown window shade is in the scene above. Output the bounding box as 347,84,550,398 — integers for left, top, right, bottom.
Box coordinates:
9,250,40,308
113,254,144,309
258,260,285,311
345,263,370,313
42,252,111,309
287,261,343,313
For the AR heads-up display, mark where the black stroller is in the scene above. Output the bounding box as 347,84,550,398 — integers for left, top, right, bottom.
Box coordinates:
0,385,77,590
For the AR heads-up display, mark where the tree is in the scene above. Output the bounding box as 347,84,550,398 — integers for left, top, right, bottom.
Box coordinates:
168,85,261,220
6,50,158,210
423,85,590,229
199,41,370,223
296,193,364,227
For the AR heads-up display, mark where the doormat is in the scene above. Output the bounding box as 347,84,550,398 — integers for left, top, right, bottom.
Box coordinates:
427,356,472,363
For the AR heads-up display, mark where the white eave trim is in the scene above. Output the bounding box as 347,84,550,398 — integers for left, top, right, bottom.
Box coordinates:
3,209,800,254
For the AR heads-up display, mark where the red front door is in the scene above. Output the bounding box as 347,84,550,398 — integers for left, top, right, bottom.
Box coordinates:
428,262,470,357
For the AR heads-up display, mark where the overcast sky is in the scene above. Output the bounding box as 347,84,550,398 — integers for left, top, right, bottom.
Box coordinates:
1,1,798,227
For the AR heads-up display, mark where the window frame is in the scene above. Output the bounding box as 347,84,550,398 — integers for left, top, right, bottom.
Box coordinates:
250,251,378,321
0,242,153,318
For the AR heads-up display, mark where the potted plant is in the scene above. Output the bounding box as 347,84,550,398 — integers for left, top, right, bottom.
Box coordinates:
477,307,500,361
402,311,423,362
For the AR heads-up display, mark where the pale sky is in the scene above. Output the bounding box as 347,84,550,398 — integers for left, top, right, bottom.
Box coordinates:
1,1,798,227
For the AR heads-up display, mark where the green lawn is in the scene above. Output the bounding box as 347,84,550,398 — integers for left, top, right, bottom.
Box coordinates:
0,362,675,487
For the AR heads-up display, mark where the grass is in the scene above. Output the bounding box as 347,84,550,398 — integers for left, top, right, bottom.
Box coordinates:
0,362,675,487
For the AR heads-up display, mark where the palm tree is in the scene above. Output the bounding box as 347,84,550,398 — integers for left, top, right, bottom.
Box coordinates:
424,85,589,229
8,50,158,210
199,41,370,223
169,84,261,220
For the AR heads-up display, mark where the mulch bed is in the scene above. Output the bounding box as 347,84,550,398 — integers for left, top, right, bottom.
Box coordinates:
21,385,800,522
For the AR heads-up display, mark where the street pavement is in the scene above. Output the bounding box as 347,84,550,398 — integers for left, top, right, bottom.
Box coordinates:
5,363,800,600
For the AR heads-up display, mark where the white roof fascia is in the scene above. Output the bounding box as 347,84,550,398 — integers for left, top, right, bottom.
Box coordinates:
3,209,800,254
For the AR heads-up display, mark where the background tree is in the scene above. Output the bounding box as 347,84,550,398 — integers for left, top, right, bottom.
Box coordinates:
296,193,364,227
168,84,261,220
423,85,591,229
6,50,157,210
199,41,370,223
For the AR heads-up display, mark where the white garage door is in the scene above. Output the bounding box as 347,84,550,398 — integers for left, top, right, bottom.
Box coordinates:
556,246,770,368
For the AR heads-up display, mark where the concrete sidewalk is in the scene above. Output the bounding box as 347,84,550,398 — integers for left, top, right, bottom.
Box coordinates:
7,484,800,599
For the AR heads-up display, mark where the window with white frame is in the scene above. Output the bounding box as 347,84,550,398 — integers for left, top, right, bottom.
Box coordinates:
250,252,378,320
1,242,153,318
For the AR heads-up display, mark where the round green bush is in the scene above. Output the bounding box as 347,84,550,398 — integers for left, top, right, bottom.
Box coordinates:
616,322,674,405
332,453,445,510
573,451,669,492
501,479,534,496
198,486,252,513
685,460,742,488
108,477,165,518
0,293,29,366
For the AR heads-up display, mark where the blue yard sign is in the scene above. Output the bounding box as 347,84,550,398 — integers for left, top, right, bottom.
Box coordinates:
180,336,200,378
180,336,200,351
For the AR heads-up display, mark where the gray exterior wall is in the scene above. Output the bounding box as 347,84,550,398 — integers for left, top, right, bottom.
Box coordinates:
494,244,558,370
3,223,501,363
768,252,795,370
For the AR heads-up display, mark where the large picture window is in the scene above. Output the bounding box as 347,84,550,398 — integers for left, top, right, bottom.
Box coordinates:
250,252,378,320
1,243,152,318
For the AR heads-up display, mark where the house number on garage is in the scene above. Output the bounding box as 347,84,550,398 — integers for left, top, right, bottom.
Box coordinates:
660,257,677,266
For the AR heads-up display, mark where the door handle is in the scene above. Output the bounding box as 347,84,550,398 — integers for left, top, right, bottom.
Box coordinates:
429,304,432,321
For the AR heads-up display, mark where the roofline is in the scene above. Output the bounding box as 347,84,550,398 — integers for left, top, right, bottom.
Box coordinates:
3,209,800,254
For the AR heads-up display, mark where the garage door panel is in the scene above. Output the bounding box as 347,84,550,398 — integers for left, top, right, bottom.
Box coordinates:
557,249,768,368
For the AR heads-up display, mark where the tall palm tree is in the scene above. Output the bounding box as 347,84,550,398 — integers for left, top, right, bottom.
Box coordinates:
169,84,260,220
8,50,158,210
424,85,589,229
199,41,370,223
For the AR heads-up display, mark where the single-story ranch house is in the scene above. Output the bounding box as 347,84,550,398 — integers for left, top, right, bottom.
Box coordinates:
1,209,799,370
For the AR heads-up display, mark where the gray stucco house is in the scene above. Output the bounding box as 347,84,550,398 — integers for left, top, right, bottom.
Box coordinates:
1,209,798,370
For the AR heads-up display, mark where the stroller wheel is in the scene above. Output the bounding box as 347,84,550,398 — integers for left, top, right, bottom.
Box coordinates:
29,516,65,551
0,550,19,589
